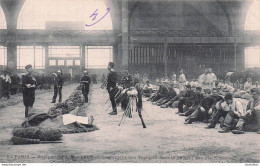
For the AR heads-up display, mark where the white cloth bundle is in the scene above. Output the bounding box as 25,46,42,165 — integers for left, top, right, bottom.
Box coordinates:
63,114,89,125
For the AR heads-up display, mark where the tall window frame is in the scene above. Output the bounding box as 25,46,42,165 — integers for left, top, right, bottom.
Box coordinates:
85,46,113,69
245,46,260,68
17,46,45,69
0,46,7,66
48,46,81,66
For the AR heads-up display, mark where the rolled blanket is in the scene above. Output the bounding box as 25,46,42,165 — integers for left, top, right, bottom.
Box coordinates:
12,127,62,143
11,136,40,145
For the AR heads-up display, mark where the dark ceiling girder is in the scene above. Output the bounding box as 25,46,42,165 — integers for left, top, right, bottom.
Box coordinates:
216,1,233,34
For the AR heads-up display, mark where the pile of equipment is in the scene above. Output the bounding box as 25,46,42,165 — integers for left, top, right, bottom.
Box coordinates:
11,87,97,145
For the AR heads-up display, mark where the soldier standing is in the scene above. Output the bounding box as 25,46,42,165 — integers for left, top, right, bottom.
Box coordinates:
22,65,37,118
51,70,64,103
0,69,11,99
81,69,91,103
107,62,118,115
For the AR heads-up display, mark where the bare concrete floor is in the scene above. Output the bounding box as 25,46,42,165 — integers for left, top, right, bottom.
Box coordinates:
0,84,259,163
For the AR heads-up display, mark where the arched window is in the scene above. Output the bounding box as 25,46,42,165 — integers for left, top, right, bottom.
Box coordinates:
244,0,260,30
0,6,7,29
17,0,112,30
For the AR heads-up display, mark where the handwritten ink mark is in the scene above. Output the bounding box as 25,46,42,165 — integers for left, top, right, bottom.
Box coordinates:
90,9,99,21
86,8,110,27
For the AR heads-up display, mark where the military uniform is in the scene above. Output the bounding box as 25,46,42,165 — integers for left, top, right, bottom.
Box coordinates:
160,89,188,108
22,73,37,118
52,74,64,103
121,74,132,89
182,91,205,116
185,94,224,124
150,85,169,102
157,86,177,106
107,69,118,112
143,83,153,97
177,89,196,113
81,75,91,102
0,73,11,99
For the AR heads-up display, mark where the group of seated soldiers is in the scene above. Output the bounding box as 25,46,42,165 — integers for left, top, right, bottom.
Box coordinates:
145,79,260,135
118,70,260,135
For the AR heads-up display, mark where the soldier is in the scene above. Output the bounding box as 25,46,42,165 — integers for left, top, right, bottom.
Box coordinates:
185,88,224,124
160,84,192,108
156,82,177,106
180,87,204,117
0,69,11,99
150,81,170,103
251,81,259,89
177,84,196,114
208,68,217,89
81,69,91,103
143,80,153,97
205,93,243,129
178,69,186,91
133,71,140,86
142,72,148,84
231,88,260,134
51,70,64,103
172,72,177,81
121,70,132,89
107,62,118,115
244,77,253,92
22,65,37,118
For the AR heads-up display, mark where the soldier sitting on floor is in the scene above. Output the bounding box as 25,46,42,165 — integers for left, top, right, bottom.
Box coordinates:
231,88,260,134
160,84,192,108
205,93,242,129
156,82,177,106
157,82,177,106
184,88,224,124
148,81,168,103
176,85,196,114
151,81,170,104
179,87,204,117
